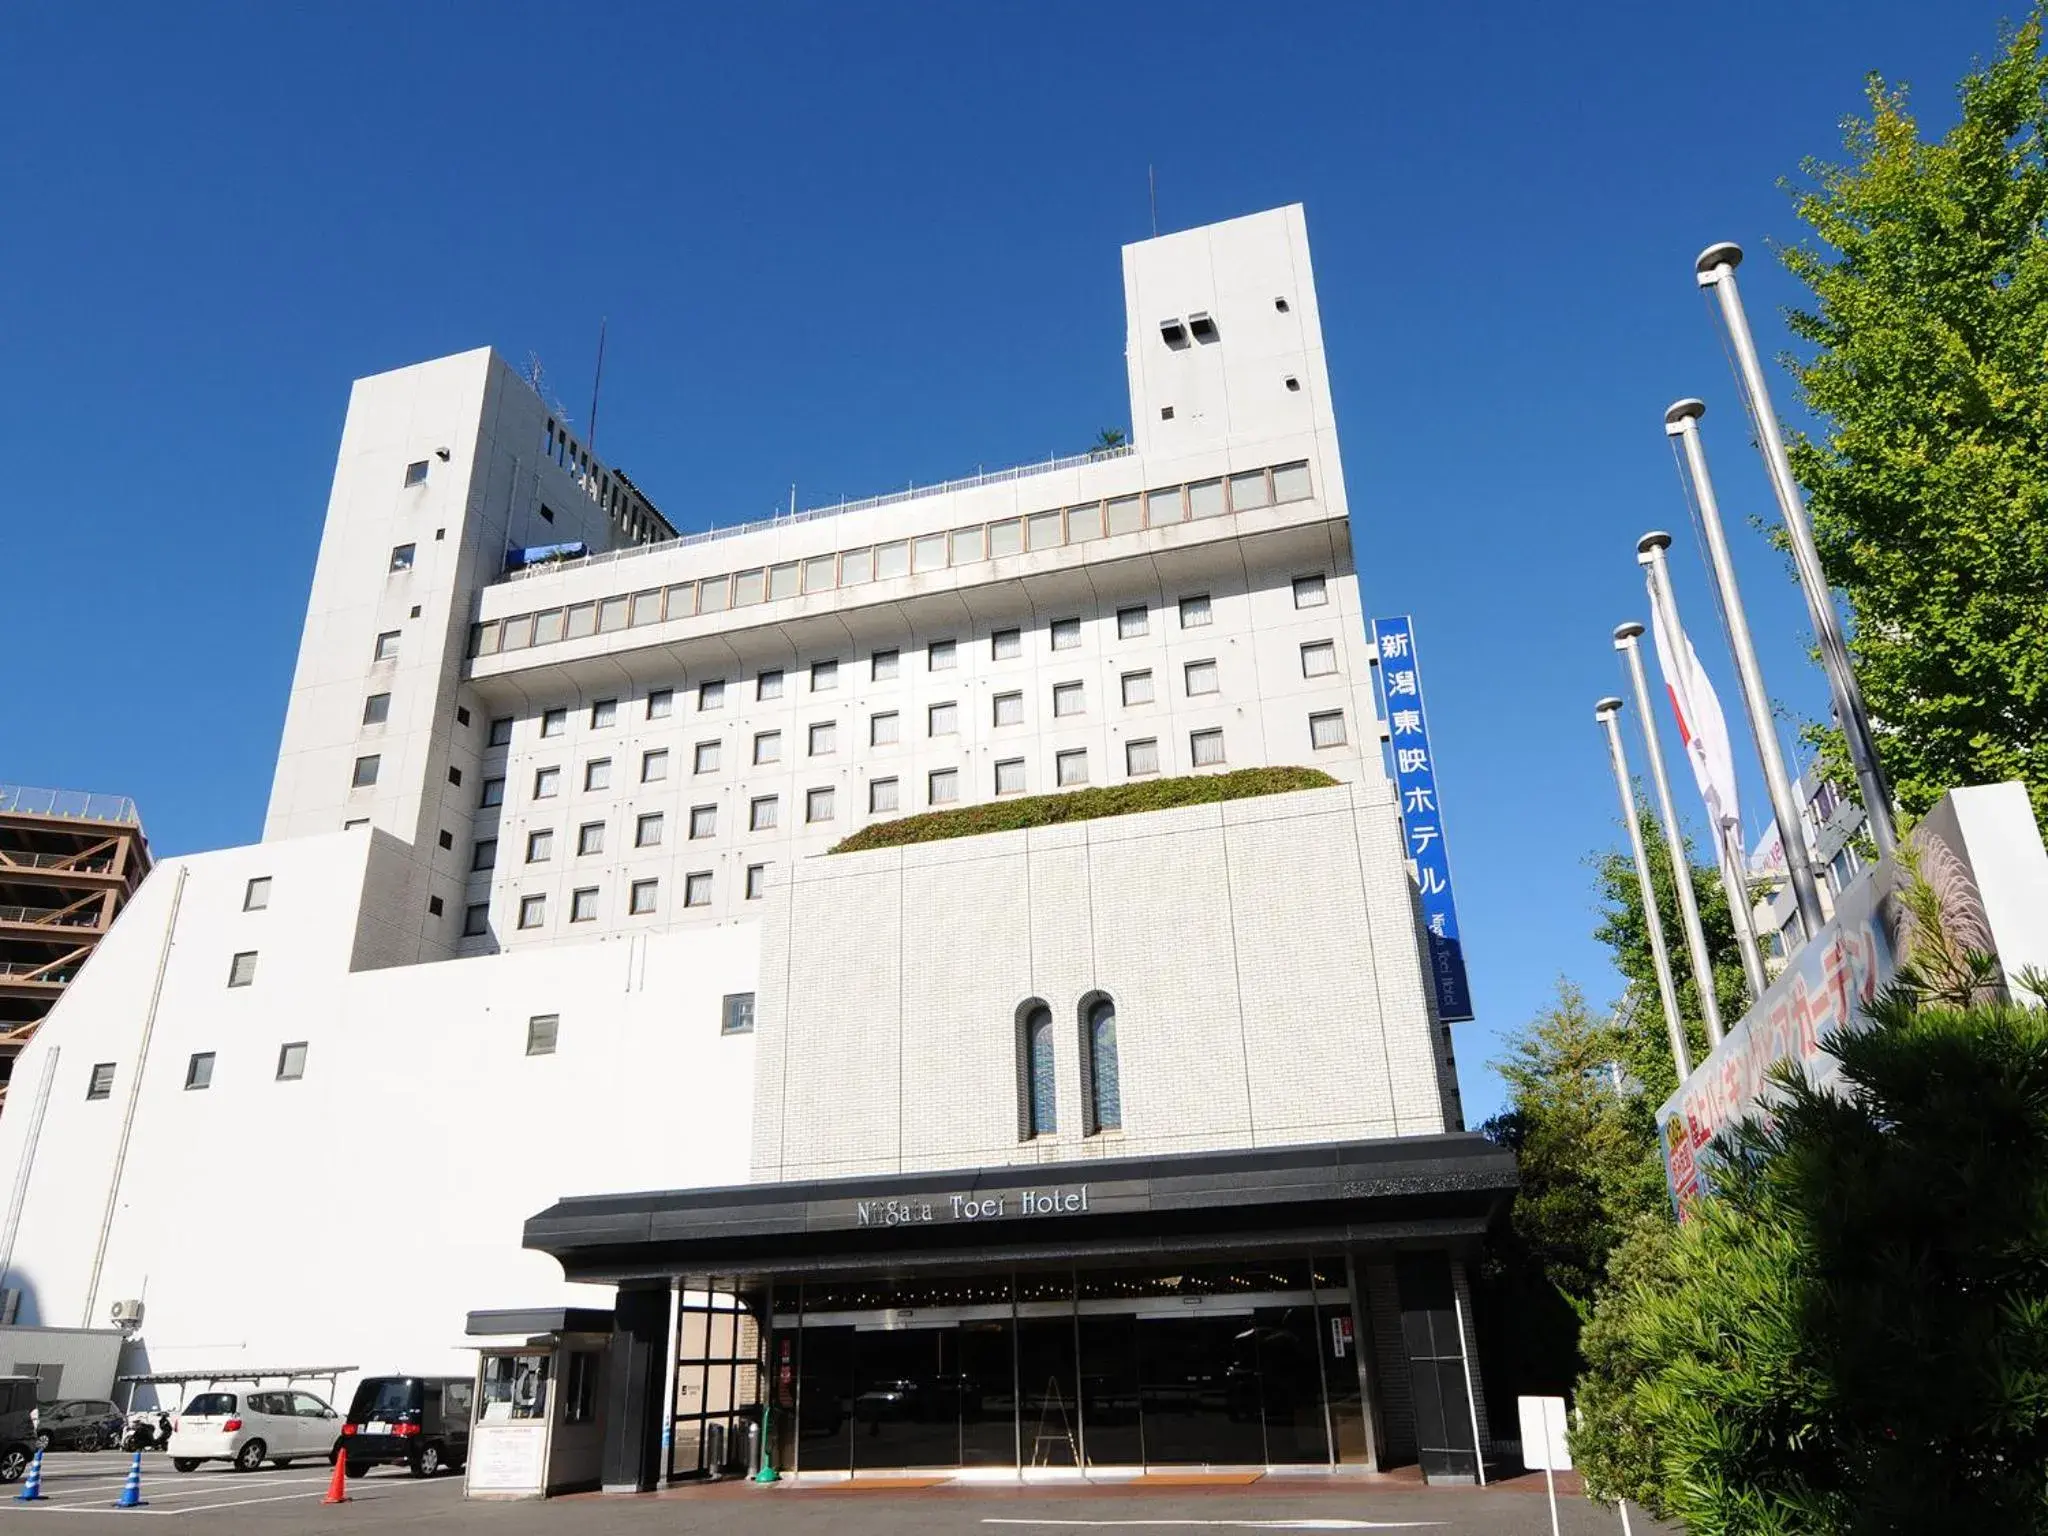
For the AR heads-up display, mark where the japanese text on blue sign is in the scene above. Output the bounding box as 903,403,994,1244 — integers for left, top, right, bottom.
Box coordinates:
1371,616,1473,1022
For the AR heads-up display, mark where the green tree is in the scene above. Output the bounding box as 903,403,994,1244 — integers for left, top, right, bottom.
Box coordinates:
1782,10,2048,833
1092,427,1126,453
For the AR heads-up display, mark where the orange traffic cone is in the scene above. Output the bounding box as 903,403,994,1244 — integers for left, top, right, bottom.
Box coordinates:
323,1450,350,1505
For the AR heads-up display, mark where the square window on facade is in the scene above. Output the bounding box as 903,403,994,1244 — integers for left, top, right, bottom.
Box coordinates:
809,721,837,756
690,804,718,839
871,712,899,747
683,872,712,908
1293,573,1328,608
1126,737,1160,776
542,708,567,737
1052,682,1085,718
928,639,957,671
1191,728,1226,767
438,829,453,850
869,777,899,814
362,693,390,726
456,705,470,727
534,767,561,798
227,950,258,987
1310,710,1349,749
488,715,514,745
527,1014,560,1054
518,894,546,929
811,659,839,691
631,879,660,914
745,863,768,900
1179,593,1213,628
929,767,959,805
1057,749,1089,787
526,829,554,863
993,691,1023,727
276,1042,308,1081
243,876,271,912
447,766,463,787
637,811,664,847
647,689,674,720
389,544,418,573
481,777,505,808
699,679,726,710
86,1063,115,1101
351,754,380,789
584,758,612,792
995,758,1025,795
404,460,429,487
591,699,617,729
750,796,779,832
754,730,781,765
1301,640,1338,678
1050,617,1082,651
473,837,498,871
428,894,445,917
992,628,1021,661
806,786,835,823
577,823,603,856
1274,462,1313,502
1117,606,1148,640
374,630,400,662
643,748,670,782
872,649,900,681
756,669,784,701
1121,670,1154,707
463,903,489,937
186,1052,214,1091
929,701,958,736
1185,659,1220,697
722,992,756,1035
685,741,714,776
570,887,599,923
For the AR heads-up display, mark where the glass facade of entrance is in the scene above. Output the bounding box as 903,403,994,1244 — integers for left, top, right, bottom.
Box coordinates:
762,1260,1366,1473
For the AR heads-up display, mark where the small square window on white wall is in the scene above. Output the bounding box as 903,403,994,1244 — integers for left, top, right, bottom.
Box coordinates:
275,1042,308,1082
1117,606,1148,640
929,768,959,805
526,828,553,863
570,888,599,923
632,879,661,915
489,714,514,745
534,767,560,799
1184,660,1220,697
518,894,546,929
227,951,258,988
86,1063,115,1101
683,872,712,908
993,692,1023,727
699,679,726,710
185,1052,214,1091
1191,728,1227,767
527,1014,560,1054
722,992,756,1035
1310,710,1349,749
637,812,665,847
463,903,489,937
362,693,390,726
811,659,839,691
481,777,506,807
745,864,769,900
1050,617,1082,651
806,786,835,823
1293,573,1328,608
1057,749,1089,787
690,805,718,839
591,699,617,729
693,740,719,774
1126,738,1160,776
1179,593,1213,628
928,639,957,671
643,749,670,782
995,759,1025,795
243,877,271,912
870,778,899,814
929,702,959,737
373,631,400,662
576,823,603,856
757,669,784,701
1052,682,1085,718
1273,462,1313,503
1301,640,1338,677
992,628,1021,661
809,721,837,756
871,712,899,747
646,689,674,720
541,707,567,737
404,460,430,487
872,649,900,681
751,796,779,832
584,759,612,792
351,755,380,789
1122,671,1154,707
755,731,781,764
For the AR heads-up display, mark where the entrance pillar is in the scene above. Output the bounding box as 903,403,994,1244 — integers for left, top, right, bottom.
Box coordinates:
601,1280,670,1493
1393,1253,1481,1484
1342,1253,1385,1471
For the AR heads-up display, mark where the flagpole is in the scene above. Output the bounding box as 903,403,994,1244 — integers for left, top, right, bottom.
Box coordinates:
1714,821,1770,1002
1614,622,1725,1048
1597,697,1693,1081
1658,402,1830,944
1694,245,1898,860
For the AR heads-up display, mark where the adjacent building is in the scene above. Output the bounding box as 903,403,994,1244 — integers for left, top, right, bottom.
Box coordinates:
0,206,1511,1487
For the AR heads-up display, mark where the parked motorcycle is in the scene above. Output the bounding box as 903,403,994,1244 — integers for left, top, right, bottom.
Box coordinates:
120,1412,172,1453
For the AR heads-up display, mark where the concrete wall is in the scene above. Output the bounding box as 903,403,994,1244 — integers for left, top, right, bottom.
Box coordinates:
750,782,1446,1182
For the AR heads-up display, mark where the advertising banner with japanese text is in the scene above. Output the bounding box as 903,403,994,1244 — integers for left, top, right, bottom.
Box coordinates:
1371,615,1473,1022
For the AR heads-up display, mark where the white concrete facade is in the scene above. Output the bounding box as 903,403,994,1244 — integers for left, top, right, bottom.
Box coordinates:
0,205,1464,1418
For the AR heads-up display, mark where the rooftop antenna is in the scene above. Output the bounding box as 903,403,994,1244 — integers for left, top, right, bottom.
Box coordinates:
1148,164,1158,237
587,317,608,455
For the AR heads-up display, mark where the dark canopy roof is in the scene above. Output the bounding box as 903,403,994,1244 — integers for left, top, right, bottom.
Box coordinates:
526,1133,1516,1286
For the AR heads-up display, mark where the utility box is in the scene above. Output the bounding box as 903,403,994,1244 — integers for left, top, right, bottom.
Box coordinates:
462,1308,613,1500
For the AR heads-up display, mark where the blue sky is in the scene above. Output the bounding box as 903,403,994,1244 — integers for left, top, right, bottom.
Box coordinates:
0,1,2016,1122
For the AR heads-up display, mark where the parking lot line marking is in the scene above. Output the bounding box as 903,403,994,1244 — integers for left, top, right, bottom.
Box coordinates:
980,1522,1447,1531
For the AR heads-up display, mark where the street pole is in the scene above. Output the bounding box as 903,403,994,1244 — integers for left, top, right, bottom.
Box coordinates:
1658,402,1831,943
1597,697,1692,1081
1694,245,1899,859
1615,622,1725,1047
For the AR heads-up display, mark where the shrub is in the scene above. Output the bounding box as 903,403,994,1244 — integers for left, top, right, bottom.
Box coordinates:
827,767,1340,854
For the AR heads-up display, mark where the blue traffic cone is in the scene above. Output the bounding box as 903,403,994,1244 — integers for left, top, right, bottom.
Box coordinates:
16,1447,44,1501
113,1450,145,1509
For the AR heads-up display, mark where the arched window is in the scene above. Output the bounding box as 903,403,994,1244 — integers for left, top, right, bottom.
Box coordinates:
1020,1003,1056,1139
1084,995,1122,1133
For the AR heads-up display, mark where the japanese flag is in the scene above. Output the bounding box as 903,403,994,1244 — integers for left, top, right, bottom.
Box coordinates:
1647,577,1741,840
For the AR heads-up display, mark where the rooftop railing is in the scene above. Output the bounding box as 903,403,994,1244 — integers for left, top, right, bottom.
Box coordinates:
0,786,139,826
500,444,1136,584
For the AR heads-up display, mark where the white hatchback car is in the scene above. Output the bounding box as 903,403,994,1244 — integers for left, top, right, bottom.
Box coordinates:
168,1389,342,1473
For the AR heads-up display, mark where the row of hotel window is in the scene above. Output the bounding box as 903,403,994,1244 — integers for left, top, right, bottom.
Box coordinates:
468,463,1317,659
1022,996,1121,1140
465,864,750,936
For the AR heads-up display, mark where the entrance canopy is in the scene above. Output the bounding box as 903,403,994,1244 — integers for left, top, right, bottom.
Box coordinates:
525,1133,1515,1285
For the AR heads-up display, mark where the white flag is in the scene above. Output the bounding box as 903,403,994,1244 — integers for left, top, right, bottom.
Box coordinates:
1647,577,1742,839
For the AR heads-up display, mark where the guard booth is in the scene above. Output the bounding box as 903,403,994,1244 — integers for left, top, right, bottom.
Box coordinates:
463,1309,613,1500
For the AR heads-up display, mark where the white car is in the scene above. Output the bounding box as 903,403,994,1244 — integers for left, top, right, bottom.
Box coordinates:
168,1389,342,1473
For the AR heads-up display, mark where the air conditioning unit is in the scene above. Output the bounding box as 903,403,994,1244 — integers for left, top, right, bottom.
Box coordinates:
109,1299,145,1330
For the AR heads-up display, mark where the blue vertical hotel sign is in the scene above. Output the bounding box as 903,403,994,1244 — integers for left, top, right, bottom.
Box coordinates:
1370,616,1474,1023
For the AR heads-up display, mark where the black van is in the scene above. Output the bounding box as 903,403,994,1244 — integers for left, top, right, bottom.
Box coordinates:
0,1377,36,1482
340,1377,473,1477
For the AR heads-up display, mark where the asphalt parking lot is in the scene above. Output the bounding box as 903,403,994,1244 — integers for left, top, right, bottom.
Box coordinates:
0,1455,1665,1536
